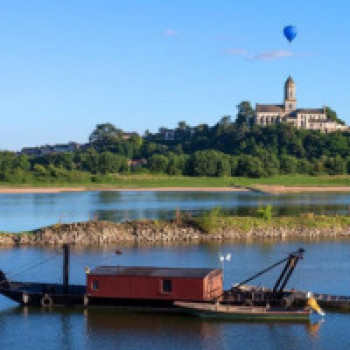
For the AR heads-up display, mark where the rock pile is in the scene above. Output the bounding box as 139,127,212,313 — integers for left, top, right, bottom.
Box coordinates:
0,220,349,246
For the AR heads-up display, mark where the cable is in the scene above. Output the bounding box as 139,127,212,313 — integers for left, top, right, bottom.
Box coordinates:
6,253,60,280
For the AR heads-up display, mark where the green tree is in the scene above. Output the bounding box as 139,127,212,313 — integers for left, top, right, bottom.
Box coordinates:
51,153,74,170
13,155,30,171
310,159,326,175
191,150,226,177
297,159,311,174
33,164,47,177
230,157,239,176
324,156,346,175
235,101,254,127
82,148,100,173
216,155,231,177
89,123,123,150
166,154,188,175
326,107,345,125
325,132,348,157
148,154,169,173
253,149,280,176
279,155,298,174
235,155,265,178
98,152,126,174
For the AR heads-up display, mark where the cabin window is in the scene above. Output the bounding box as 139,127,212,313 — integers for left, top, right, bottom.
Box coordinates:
161,279,172,293
92,280,99,291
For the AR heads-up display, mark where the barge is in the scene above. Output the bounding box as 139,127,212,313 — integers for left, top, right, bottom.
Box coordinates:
0,245,325,319
0,245,223,309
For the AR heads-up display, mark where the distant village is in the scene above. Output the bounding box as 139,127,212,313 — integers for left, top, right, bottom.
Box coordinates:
20,132,139,157
19,129,194,157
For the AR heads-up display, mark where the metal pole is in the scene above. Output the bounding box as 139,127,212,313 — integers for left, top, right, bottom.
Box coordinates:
63,244,69,294
278,258,299,292
272,256,292,293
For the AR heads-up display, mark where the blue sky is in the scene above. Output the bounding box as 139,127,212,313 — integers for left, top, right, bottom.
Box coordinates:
0,0,349,150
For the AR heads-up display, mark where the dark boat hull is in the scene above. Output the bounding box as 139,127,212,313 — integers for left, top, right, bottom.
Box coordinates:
0,282,86,307
0,281,179,310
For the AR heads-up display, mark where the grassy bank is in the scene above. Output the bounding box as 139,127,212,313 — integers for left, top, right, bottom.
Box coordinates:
0,174,350,189
231,174,350,187
193,212,350,233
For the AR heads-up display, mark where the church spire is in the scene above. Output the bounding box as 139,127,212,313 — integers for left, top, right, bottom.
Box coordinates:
284,76,296,112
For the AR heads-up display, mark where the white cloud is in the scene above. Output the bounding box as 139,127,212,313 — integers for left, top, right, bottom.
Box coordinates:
226,48,293,61
225,48,248,56
249,50,293,61
165,29,180,36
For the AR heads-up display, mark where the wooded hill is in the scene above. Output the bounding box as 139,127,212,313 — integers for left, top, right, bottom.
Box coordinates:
1,103,350,182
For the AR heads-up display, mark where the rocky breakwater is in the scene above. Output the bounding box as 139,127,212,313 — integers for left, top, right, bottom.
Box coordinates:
0,219,350,246
0,220,203,246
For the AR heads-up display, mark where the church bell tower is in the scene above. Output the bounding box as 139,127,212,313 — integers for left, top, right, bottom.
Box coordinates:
284,76,296,112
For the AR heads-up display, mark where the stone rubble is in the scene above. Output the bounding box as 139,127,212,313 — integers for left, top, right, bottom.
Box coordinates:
0,220,349,246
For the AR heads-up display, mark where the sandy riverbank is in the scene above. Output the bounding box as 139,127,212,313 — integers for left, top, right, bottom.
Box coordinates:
255,185,350,194
0,186,250,194
0,185,350,194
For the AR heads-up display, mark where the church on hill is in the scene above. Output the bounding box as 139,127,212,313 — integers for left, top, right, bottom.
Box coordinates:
254,77,348,132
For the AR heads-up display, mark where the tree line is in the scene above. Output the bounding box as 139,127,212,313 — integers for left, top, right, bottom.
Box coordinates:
1,102,349,182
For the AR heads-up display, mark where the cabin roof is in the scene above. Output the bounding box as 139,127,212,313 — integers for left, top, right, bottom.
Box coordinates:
89,266,220,278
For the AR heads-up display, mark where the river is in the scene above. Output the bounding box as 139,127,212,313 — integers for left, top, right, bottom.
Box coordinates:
0,191,349,349
1,190,350,232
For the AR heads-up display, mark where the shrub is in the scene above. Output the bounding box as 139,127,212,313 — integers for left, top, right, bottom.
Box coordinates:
257,205,273,220
195,207,222,233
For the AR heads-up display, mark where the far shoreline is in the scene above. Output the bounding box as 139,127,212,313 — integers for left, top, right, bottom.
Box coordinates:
0,186,250,194
1,185,350,194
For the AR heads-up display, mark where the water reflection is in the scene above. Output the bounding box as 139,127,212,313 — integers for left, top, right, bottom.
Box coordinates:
2,191,350,232
307,320,324,338
0,306,319,350
95,191,122,204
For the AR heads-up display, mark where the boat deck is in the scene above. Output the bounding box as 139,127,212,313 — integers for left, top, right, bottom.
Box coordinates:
295,291,350,311
174,301,311,320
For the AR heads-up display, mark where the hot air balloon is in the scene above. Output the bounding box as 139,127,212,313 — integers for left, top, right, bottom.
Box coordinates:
283,25,297,43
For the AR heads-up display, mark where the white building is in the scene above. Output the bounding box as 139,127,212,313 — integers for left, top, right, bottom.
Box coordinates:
255,77,348,133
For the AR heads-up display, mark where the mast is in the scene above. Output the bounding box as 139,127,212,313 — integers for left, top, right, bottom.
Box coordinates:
63,244,70,294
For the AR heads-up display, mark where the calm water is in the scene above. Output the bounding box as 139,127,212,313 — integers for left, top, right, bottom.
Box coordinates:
0,191,350,349
0,242,350,350
1,190,350,232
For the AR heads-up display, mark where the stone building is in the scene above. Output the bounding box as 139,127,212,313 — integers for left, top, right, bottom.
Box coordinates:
255,77,348,132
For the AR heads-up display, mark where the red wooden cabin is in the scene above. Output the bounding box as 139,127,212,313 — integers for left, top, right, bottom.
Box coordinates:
86,266,222,302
